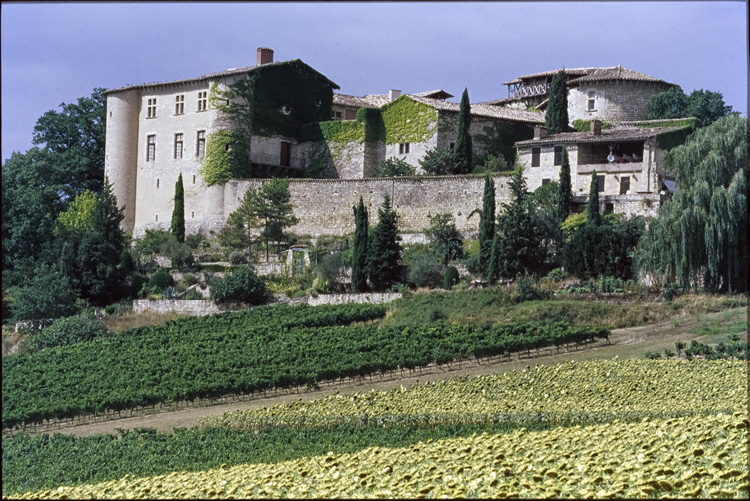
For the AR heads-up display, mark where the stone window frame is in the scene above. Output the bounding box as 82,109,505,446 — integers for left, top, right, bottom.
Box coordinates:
147,98,157,118
197,91,208,112
553,145,563,166
146,135,156,162
531,147,541,167
620,176,630,195
587,91,596,112
196,130,206,157
399,143,410,155
542,178,551,186
175,95,185,115
597,175,605,193
174,133,184,159
332,110,342,120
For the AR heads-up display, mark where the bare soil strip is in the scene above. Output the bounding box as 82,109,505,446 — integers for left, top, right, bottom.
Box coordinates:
11,308,746,438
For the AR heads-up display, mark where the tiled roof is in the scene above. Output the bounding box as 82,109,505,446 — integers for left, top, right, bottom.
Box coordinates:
515,125,689,147
409,96,545,124
104,59,339,95
411,89,454,99
333,93,390,108
503,66,674,87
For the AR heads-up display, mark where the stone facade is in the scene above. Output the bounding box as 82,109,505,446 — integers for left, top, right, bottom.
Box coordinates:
567,80,674,123
132,299,224,316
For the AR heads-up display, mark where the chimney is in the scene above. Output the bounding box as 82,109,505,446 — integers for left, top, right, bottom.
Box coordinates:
257,47,274,66
533,125,548,140
389,89,401,102
591,119,602,135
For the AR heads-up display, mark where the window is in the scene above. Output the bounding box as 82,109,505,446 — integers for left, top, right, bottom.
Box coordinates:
175,95,185,115
191,211,195,219
553,146,563,166
280,141,291,167
174,133,183,159
588,91,596,111
332,111,342,120
449,142,455,151
542,179,551,186
156,178,160,188
605,203,614,214
147,98,157,118
531,147,541,167
620,176,630,195
192,174,196,184
399,143,410,154
146,135,156,161
155,214,158,222
196,130,206,157
198,91,208,111
597,175,605,193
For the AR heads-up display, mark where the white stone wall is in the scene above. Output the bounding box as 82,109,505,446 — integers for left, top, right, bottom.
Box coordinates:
567,81,673,123
132,299,224,316
105,89,141,232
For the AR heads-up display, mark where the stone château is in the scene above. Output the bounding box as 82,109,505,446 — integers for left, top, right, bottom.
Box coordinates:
104,47,693,238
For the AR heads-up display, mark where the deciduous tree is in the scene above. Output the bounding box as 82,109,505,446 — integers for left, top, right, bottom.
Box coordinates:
425,213,463,265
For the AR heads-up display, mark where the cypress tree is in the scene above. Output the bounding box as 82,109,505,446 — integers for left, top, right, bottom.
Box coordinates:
366,195,402,291
545,70,569,135
478,175,496,279
556,146,572,222
453,88,472,174
351,196,369,292
170,173,185,242
587,171,601,226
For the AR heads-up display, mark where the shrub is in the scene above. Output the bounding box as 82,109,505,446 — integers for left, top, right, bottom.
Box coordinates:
473,153,508,174
161,238,195,268
147,269,175,289
184,232,208,250
228,250,248,265
443,266,460,290
23,313,109,353
419,148,454,175
210,265,271,305
515,275,551,302
375,157,415,177
184,290,204,300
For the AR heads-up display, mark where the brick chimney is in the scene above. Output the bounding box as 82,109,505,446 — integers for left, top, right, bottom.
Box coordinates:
257,47,274,66
389,89,401,102
591,119,602,135
533,125,548,140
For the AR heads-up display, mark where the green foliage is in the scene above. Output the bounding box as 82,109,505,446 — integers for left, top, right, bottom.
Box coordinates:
303,144,334,179
563,219,643,280
170,173,185,242
200,131,251,186
351,197,369,292
571,119,613,132
425,213,463,264
316,119,365,144
642,86,733,128
366,195,402,291
23,313,109,353
545,70,569,134
642,86,688,121
147,269,175,290
474,121,535,168
477,175,496,280
556,146,572,221
587,171,601,226
443,265,460,290
357,107,386,143
134,229,173,256
375,157,415,177
561,212,588,233
452,88,472,174
209,265,271,305
472,153,508,174
53,190,98,236
161,237,195,268
380,96,438,145
637,115,747,293
419,147,454,175
404,245,443,289
10,264,79,322
515,275,551,302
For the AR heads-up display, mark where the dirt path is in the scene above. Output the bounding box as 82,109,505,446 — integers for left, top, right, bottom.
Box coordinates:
18,307,746,438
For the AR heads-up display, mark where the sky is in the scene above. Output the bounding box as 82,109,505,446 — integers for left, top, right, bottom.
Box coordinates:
2,1,748,162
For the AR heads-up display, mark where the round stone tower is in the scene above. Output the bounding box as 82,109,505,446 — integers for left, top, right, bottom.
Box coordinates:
104,89,140,233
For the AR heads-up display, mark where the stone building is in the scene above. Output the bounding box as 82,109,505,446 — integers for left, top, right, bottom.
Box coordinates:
515,119,694,217
486,66,676,124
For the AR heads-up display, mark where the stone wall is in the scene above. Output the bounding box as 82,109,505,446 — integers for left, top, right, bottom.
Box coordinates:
567,80,673,123
132,299,224,316
303,292,402,307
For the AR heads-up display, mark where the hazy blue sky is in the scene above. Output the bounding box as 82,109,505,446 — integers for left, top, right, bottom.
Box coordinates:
2,1,747,162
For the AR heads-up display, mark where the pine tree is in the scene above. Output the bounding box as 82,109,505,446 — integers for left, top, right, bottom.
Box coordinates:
545,70,569,135
587,171,601,226
478,175,495,280
170,173,185,243
556,146,572,222
453,88,472,174
366,195,402,291
351,196,369,292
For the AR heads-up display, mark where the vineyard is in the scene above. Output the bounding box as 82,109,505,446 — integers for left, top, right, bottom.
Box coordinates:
3,359,747,497
2,302,609,429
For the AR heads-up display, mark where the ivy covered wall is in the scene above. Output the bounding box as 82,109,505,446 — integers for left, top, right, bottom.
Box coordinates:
379,96,438,144
201,131,251,186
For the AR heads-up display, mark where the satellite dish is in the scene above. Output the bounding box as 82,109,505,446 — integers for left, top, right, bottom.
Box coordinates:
607,154,615,163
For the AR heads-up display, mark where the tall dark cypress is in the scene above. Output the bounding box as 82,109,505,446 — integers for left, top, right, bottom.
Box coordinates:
545,70,569,135
478,175,495,279
351,196,369,292
170,173,185,242
453,88,472,174
366,195,401,291
587,171,601,226
556,146,572,222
